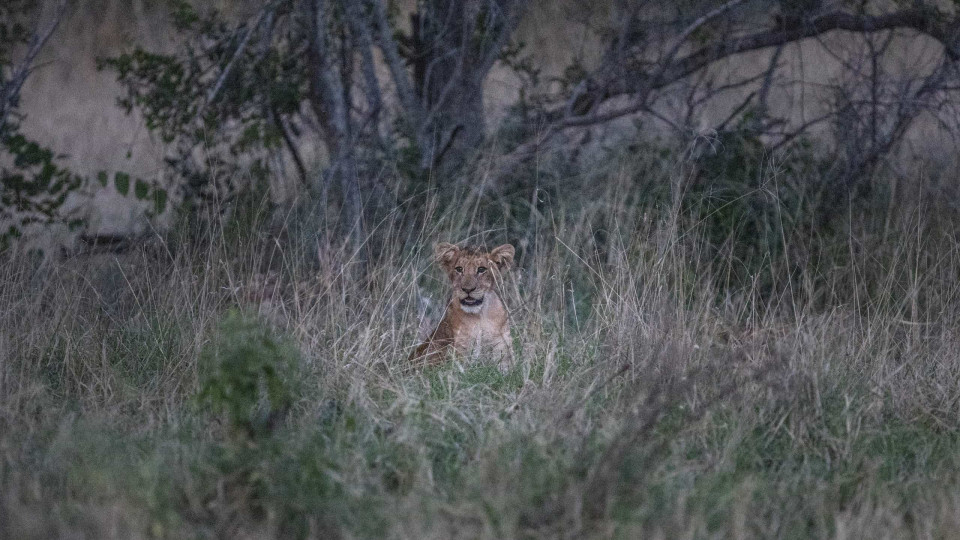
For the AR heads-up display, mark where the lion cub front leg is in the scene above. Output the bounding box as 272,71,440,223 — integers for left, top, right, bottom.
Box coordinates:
496,327,515,374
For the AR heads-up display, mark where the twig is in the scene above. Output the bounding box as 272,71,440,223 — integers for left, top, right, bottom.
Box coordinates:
714,90,756,133
343,0,385,125
493,6,960,184
650,0,748,88
270,105,308,186
369,0,423,126
194,4,273,123
0,0,67,136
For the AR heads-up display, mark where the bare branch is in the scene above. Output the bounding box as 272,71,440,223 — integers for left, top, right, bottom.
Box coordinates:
200,4,273,117
650,0,748,87
841,57,954,184
660,8,959,90
0,0,67,137
495,5,960,181
270,105,308,186
766,111,835,153
343,0,385,125
714,90,756,133
308,0,348,138
577,7,957,118
756,44,785,119
369,0,424,124
476,0,528,74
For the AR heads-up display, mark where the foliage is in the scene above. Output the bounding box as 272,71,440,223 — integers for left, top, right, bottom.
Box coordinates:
0,1,84,249
101,1,313,208
197,310,301,440
0,2,168,251
686,127,826,290
0,134,85,249
0,0,34,65
0,143,169,251
96,170,169,217
101,0,531,231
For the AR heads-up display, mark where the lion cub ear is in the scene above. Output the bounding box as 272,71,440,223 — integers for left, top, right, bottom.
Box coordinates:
489,244,515,271
434,242,460,268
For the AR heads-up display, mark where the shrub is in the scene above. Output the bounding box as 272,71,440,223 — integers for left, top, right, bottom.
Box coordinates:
197,310,301,440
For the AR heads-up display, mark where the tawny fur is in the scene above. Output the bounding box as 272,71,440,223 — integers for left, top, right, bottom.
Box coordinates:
409,242,515,371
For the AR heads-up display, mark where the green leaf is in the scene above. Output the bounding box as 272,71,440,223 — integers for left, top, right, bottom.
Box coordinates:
153,188,168,214
97,171,108,187
114,172,130,195
134,179,149,200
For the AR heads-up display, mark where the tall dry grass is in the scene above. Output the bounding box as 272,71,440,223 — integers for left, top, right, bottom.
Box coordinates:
3,148,960,539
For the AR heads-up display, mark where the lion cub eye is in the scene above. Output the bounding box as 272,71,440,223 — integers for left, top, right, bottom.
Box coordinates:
477,266,487,274
455,266,463,273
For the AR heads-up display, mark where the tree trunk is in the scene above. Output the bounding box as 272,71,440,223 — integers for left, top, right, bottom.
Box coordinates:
307,0,364,240
411,0,519,170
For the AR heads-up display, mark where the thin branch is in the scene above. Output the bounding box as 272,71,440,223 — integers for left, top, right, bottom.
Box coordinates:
476,0,528,74
650,0,748,87
369,0,423,124
195,3,273,122
570,0,747,120
714,90,755,133
690,69,769,110
662,8,958,88
270,105,308,186
309,0,348,138
0,0,67,136
757,44,785,119
843,57,954,184
495,6,960,181
577,7,957,115
342,0,384,124
766,111,835,152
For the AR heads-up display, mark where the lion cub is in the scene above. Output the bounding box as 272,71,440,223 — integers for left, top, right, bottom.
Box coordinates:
410,242,515,371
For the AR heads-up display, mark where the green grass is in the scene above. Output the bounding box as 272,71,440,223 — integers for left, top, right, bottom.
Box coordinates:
4,153,960,538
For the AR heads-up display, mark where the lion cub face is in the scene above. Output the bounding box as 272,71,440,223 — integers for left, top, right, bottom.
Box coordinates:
435,243,515,314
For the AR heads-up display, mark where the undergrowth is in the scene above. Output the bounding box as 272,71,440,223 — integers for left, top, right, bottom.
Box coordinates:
3,148,960,539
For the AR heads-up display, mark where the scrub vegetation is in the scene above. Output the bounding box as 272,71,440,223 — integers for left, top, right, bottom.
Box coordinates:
5,1,960,538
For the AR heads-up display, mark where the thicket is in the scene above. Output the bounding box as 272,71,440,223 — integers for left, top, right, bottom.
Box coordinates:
5,1,960,254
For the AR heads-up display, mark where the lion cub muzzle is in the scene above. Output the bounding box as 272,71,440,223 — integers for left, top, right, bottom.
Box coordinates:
458,278,484,312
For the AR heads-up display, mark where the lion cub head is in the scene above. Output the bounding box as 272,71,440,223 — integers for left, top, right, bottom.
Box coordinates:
434,242,515,314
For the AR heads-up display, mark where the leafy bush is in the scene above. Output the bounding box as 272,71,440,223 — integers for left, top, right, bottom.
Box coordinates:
0,134,86,249
0,2,85,249
0,2,168,251
197,310,301,440
100,1,309,209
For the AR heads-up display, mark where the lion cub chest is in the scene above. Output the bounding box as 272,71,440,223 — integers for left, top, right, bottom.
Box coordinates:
453,315,510,356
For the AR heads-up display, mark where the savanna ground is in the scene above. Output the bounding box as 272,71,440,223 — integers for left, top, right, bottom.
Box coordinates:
4,145,960,539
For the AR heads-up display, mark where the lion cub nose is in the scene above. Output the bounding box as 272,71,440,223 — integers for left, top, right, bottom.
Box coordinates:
462,286,476,294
